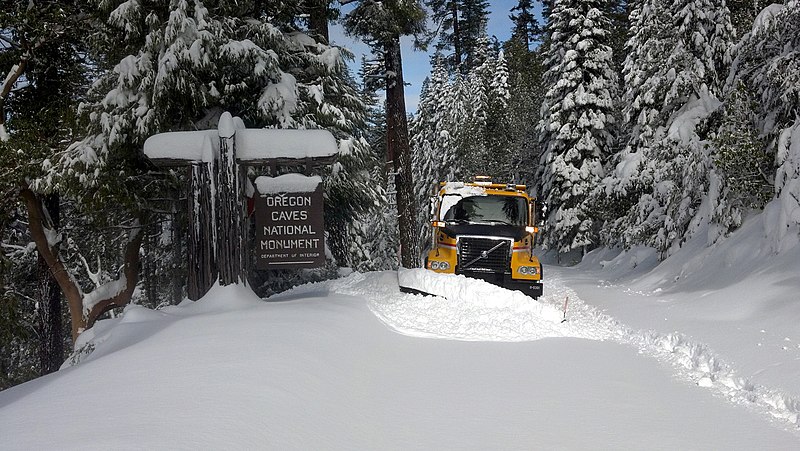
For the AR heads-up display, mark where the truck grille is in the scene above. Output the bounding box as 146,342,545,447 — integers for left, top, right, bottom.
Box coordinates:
457,237,511,273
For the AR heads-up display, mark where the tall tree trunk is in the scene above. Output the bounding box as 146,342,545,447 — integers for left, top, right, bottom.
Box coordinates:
36,193,64,374
384,36,419,268
308,0,330,44
451,1,461,69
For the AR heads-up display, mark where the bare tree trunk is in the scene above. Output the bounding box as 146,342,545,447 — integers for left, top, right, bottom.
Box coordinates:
384,36,419,268
36,193,64,374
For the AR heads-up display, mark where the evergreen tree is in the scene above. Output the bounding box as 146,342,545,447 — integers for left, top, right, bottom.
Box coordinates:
709,81,771,242
425,0,489,73
426,0,463,71
346,57,396,271
411,57,454,252
729,2,800,144
593,0,668,245
459,0,490,71
727,0,763,35
484,51,514,180
509,0,543,49
598,0,735,254
537,0,618,253
503,4,546,186
1,0,90,377
344,0,427,268
722,1,800,247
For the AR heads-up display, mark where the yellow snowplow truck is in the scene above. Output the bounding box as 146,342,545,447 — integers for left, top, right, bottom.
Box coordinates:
421,178,543,299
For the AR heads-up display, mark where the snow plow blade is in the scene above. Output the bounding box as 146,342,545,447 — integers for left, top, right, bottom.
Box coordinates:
398,268,543,300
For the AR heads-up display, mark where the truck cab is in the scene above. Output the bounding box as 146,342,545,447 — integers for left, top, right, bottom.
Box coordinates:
424,178,544,299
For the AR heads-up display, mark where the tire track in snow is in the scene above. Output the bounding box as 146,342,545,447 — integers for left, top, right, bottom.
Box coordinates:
326,270,800,434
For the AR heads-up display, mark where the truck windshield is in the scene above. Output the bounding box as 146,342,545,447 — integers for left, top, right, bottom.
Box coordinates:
441,195,527,226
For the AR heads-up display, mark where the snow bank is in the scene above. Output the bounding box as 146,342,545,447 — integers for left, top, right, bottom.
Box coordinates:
385,269,565,340
160,281,263,315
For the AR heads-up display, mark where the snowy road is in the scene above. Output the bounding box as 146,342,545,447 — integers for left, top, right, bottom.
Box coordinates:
332,270,800,432
1,271,798,449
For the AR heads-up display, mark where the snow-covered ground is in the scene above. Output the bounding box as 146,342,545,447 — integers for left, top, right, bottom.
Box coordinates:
2,212,800,449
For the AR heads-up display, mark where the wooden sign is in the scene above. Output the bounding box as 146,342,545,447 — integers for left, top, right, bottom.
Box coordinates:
254,175,325,269
143,112,338,299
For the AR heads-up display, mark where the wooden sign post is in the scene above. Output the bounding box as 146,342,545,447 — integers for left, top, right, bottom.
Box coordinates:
144,112,338,300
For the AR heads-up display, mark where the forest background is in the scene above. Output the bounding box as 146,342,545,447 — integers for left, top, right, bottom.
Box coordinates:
1,0,799,391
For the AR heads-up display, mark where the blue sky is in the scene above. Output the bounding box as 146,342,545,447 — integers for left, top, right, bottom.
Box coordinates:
329,0,523,112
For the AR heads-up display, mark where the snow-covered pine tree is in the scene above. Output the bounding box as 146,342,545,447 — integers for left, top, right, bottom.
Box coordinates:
411,57,454,255
727,0,764,35
347,57,397,271
724,1,800,249
483,50,514,180
536,0,618,254
708,80,771,243
457,44,491,176
600,0,735,254
728,2,800,147
637,0,734,254
593,0,668,246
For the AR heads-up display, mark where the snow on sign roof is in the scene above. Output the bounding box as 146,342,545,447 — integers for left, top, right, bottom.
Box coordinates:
236,129,338,162
143,123,338,165
255,174,322,194
143,130,219,163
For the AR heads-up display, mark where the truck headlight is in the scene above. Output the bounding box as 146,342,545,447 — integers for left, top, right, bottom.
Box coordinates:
431,261,440,270
518,266,538,275
438,261,450,270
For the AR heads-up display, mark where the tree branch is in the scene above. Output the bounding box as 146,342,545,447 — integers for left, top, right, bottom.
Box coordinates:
85,223,144,329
